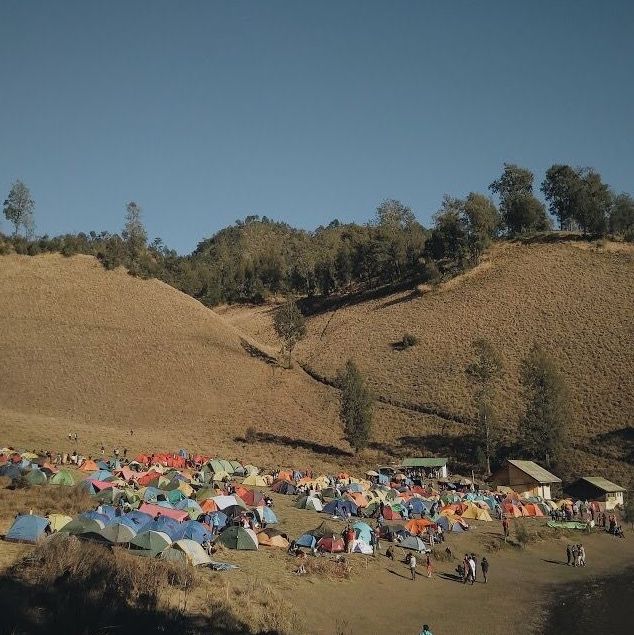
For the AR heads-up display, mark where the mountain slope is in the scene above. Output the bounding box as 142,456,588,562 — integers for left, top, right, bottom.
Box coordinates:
0,254,342,467
223,240,634,484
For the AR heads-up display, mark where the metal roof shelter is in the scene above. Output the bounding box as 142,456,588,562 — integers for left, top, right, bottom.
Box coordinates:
577,477,625,492
505,460,561,484
401,458,448,468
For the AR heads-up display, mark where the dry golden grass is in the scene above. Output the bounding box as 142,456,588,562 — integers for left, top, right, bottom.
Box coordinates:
226,241,634,484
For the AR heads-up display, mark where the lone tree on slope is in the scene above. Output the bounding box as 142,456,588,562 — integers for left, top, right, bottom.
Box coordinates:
3,179,35,237
272,299,306,368
465,338,503,475
337,359,373,453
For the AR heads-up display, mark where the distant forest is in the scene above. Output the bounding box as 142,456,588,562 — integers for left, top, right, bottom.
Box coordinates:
2,163,633,306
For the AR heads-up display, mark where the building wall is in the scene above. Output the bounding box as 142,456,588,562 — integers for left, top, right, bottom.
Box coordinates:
492,463,552,499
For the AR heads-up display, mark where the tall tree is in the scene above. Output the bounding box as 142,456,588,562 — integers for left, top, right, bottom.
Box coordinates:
462,192,500,259
489,164,548,235
375,199,416,230
541,164,583,230
122,201,147,260
575,168,611,235
466,338,503,474
272,299,306,367
518,343,570,467
337,360,373,453
3,179,35,237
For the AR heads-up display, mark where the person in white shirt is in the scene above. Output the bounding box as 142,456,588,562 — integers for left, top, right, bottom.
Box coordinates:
410,554,417,580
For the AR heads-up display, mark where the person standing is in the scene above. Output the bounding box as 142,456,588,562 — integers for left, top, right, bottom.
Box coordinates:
481,556,489,583
426,553,433,578
374,525,381,554
409,554,417,580
419,625,433,635
571,544,579,567
566,544,572,566
502,517,509,541
468,555,476,585
579,544,586,566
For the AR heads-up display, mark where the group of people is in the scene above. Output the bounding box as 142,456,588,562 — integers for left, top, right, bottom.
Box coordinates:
456,553,489,584
566,543,587,567
404,552,434,580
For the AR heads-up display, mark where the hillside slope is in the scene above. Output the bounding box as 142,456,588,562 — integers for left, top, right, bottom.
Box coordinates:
0,254,345,468
223,240,634,484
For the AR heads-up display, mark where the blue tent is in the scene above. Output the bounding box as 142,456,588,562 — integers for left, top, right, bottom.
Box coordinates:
96,460,110,470
99,505,119,520
139,516,182,540
296,533,317,548
322,499,358,517
406,499,428,515
178,449,189,459
377,474,389,485
346,483,364,493
175,499,203,514
434,516,450,530
142,487,166,503
204,511,228,529
6,515,49,544
0,464,21,480
109,515,140,530
352,521,372,543
89,470,114,482
176,521,213,544
124,510,153,527
255,506,278,524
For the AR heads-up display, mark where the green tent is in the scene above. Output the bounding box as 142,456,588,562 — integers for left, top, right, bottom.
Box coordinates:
161,539,212,566
130,530,172,554
217,526,258,550
59,517,105,535
94,488,124,504
25,469,47,486
49,470,75,486
166,489,187,504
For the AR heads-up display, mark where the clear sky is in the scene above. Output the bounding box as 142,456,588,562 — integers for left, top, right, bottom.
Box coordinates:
1,1,632,253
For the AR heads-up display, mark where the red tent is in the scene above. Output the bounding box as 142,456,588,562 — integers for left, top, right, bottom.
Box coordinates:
139,503,188,522
317,536,345,553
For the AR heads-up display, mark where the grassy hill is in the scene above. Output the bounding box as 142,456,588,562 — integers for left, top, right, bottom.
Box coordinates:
2,241,633,485
0,254,351,470
222,239,634,485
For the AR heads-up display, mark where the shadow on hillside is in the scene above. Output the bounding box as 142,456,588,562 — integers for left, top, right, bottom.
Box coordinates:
375,289,421,311
593,427,634,464
0,574,266,635
237,432,354,458
239,338,279,366
298,277,420,317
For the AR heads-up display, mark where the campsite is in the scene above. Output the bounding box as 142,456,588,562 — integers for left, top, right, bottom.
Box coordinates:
2,3,634,634
0,449,632,634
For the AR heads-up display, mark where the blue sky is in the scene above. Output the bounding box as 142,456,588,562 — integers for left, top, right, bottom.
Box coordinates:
1,1,632,253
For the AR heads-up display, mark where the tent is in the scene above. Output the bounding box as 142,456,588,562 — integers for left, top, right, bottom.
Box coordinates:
176,520,213,545
352,521,372,544
345,492,369,508
161,539,212,566
317,536,345,553
217,526,258,550
25,468,47,486
49,470,75,486
48,514,73,532
80,459,99,472
242,474,268,487
139,516,183,541
322,499,358,517
131,530,172,555
295,496,323,512
296,533,317,549
99,522,137,544
59,517,105,535
352,540,373,554
254,506,278,525
124,510,154,527
0,464,21,480
175,499,203,518
405,518,434,535
234,487,264,507
271,480,297,495
211,495,246,511
399,535,428,552
138,503,189,522
6,515,49,543
257,529,290,548
204,511,229,530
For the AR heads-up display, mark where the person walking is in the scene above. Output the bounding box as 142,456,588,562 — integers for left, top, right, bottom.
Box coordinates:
426,553,433,578
468,555,476,585
409,554,417,580
481,556,489,583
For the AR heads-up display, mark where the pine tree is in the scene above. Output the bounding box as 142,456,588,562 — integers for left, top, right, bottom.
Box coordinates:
518,344,569,467
337,360,373,453
122,201,147,262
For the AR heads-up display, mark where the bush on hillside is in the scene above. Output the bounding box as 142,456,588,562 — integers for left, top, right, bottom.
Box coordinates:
401,333,419,349
244,425,257,444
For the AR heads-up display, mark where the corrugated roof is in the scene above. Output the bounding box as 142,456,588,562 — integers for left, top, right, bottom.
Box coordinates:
507,460,561,483
401,458,447,468
580,477,626,492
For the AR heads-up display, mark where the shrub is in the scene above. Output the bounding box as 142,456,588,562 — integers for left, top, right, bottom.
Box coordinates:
244,425,257,443
401,333,419,348
514,522,530,547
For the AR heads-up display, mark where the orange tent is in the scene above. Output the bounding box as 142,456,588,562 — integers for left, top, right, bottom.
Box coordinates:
382,507,402,521
137,470,162,487
502,502,523,518
346,492,369,508
405,518,434,535
523,503,544,517
200,499,219,513
278,470,293,481
80,459,98,472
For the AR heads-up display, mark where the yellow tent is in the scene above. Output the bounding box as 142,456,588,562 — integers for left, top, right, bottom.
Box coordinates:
48,514,73,532
242,474,268,487
178,482,194,497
